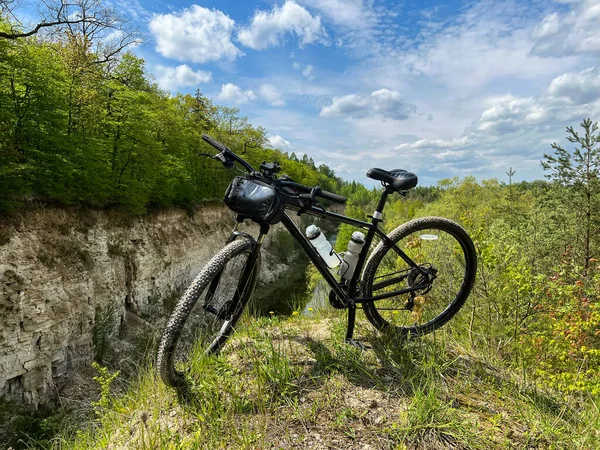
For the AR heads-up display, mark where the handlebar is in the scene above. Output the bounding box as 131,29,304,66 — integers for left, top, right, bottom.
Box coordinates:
202,134,255,173
202,134,229,153
318,190,347,204
201,134,346,205
278,180,346,205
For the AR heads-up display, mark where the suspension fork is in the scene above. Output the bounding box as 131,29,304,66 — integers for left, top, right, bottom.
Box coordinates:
204,223,267,317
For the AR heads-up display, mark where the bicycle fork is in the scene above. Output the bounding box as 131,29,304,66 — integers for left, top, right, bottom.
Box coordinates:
203,223,267,319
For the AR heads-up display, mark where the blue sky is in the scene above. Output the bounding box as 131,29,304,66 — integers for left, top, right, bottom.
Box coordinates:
12,0,600,185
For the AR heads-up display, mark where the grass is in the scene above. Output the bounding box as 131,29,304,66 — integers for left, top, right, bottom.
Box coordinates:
15,309,600,449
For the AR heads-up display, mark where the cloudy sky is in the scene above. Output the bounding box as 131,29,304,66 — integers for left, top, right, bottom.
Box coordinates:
18,0,600,185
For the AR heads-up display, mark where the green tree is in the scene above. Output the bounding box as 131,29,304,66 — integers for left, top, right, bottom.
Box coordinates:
0,0,139,61
542,118,600,273
0,14,341,215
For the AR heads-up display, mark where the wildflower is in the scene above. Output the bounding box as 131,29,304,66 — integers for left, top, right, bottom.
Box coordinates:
307,307,314,312
292,311,299,316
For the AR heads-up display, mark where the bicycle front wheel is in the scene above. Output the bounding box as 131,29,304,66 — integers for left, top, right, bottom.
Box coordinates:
362,217,476,336
157,236,258,388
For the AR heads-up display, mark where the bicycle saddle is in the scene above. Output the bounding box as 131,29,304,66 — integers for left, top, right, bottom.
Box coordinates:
366,168,418,191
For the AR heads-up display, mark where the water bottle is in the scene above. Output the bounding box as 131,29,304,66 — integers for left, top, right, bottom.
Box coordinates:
306,225,341,268
340,231,366,280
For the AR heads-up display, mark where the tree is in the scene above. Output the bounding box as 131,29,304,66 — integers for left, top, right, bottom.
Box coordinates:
0,13,340,214
318,163,334,178
542,118,600,273
0,0,139,64
301,154,316,169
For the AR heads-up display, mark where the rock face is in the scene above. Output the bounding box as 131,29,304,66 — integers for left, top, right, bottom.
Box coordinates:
0,206,291,408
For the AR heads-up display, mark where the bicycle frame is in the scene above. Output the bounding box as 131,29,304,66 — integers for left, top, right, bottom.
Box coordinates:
229,187,430,343
280,202,428,306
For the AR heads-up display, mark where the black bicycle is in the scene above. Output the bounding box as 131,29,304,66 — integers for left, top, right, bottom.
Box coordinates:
157,135,477,388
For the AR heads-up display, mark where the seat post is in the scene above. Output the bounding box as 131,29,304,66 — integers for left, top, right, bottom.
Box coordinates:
373,186,392,219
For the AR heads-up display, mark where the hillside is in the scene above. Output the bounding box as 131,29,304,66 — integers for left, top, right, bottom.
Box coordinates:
2,173,600,448
9,310,597,449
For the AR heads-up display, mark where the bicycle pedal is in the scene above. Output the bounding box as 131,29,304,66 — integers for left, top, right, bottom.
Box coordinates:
345,339,370,351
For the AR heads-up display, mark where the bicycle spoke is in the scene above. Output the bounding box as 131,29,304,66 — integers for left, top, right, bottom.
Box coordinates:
366,222,472,330
172,249,251,369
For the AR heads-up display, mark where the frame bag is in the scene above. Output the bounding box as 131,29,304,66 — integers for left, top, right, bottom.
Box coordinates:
224,176,284,225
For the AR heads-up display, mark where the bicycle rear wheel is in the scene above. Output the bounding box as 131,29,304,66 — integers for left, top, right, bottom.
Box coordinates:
362,217,476,336
157,237,258,388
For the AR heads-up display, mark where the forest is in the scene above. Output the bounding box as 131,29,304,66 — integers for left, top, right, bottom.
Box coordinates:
0,15,341,215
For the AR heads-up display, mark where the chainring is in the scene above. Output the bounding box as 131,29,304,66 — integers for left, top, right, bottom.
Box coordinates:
328,290,347,309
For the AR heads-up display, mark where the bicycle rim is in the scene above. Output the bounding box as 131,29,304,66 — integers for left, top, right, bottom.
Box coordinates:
172,247,253,374
367,223,471,332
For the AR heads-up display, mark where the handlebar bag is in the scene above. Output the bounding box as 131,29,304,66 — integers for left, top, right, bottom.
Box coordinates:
224,176,284,225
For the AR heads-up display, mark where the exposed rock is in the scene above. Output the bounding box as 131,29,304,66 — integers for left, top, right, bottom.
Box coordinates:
0,205,295,409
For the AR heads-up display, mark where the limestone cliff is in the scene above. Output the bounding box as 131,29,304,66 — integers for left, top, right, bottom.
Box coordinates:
0,206,298,408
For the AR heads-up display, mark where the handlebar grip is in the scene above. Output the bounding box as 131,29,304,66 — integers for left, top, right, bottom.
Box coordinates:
202,134,229,153
318,190,347,204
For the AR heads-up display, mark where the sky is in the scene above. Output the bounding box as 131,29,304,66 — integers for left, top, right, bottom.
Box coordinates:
13,0,600,185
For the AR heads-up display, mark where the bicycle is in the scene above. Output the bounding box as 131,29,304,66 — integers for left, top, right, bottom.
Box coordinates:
157,135,477,388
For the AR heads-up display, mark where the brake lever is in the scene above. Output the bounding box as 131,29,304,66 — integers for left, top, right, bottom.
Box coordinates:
215,153,228,164
302,186,323,201
198,152,234,169
296,190,326,216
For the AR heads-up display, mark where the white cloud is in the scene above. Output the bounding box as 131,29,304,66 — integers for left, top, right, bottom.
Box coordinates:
218,83,285,106
329,0,598,182
395,136,472,152
320,88,416,120
292,62,316,80
295,0,388,59
530,0,600,57
389,67,600,178
218,83,257,104
110,0,151,22
256,65,600,185
258,84,285,106
154,64,211,91
238,0,327,50
298,0,378,28
149,5,242,63
268,135,292,149
365,1,581,98
548,67,600,104
320,94,370,117
302,64,315,81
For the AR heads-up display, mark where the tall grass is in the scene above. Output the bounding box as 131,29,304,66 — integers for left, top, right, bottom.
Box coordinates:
15,309,600,449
